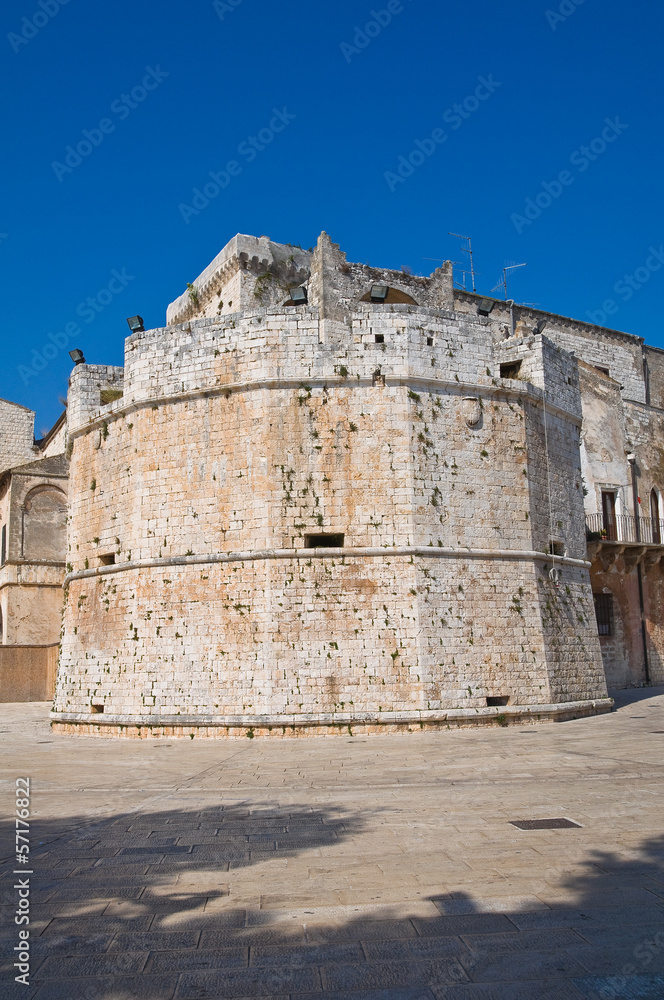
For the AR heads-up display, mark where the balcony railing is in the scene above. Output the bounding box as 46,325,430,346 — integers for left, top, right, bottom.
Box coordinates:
586,512,664,545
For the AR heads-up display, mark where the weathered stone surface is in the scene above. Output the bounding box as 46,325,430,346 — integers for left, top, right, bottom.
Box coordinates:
52,232,615,734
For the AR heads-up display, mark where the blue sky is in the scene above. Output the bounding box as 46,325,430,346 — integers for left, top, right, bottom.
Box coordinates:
2,0,663,433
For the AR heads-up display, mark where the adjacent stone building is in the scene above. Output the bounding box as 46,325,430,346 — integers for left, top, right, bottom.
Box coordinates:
0,401,68,647
45,229,664,738
0,399,67,701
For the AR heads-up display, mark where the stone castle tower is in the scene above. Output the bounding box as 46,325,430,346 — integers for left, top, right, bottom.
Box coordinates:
51,232,613,737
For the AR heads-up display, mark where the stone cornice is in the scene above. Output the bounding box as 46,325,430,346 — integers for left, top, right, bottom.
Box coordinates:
64,545,590,586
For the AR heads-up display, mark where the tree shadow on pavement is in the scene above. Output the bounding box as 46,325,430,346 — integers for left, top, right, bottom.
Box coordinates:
2,806,664,1000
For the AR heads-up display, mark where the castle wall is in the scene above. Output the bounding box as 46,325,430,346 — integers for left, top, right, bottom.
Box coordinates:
309,233,454,324
166,235,312,325
454,292,647,404
55,302,607,729
67,365,125,430
644,345,664,408
0,399,36,473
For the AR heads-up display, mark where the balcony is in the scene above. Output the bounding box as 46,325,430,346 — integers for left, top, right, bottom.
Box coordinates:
585,512,663,545
585,513,664,572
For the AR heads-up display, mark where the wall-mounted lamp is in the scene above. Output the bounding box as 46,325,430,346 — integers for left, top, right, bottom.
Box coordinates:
289,286,308,305
69,348,86,365
370,284,388,303
477,298,494,316
126,315,144,333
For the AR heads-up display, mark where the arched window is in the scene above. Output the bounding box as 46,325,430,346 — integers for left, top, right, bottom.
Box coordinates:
360,286,418,305
22,486,67,562
651,489,662,545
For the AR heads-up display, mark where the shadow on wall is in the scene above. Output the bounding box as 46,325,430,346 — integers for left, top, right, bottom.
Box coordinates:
610,684,664,708
2,801,664,998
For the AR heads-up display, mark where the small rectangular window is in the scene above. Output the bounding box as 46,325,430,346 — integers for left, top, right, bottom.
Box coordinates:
594,366,610,377
427,336,434,347
99,553,116,566
549,541,565,557
1,525,6,566
487,696,510,706
374,334,384,344
500,361,522,379
304,533,345,548
593,593,613,636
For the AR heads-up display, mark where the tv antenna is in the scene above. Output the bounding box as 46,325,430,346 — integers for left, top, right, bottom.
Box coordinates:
492,262,527,300
448,233,476,292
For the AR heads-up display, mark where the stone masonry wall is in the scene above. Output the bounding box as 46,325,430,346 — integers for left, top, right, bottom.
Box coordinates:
454,291,647,404
644,345,664,409
0,399,36,474
55,300,607,727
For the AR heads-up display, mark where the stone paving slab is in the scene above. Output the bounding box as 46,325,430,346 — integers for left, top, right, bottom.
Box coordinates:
573,975,664,999
1,689,664,998
431,984,585,999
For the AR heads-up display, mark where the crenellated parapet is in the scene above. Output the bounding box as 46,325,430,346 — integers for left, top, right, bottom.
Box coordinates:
166,234,312,325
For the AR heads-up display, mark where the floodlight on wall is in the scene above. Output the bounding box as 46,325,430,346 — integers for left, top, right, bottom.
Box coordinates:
69,349,86,365
477,298,495,316
126,315,144,333
289,286,308,305
370,284,389,303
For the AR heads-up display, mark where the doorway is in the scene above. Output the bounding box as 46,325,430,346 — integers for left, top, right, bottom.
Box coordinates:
601,490,617,540
651,490,662,545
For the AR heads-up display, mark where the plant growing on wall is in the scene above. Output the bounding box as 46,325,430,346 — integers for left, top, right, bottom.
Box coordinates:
100,388,123,405
253,272,273,302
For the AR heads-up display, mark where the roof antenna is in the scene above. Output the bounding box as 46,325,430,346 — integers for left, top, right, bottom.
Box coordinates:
492,262,527,300
448,233,476,293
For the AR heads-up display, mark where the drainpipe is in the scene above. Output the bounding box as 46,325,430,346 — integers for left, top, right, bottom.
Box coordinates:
627,453,650,684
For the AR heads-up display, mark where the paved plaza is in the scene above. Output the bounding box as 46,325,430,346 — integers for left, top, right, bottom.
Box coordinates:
2,691,664,999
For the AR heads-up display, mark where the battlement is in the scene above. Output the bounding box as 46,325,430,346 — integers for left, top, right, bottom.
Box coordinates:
165,231,455,329
166,234,312,325
67,296,584,444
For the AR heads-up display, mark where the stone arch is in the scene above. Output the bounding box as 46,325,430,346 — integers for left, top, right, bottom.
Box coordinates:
359,286,418,305
21,485,67,562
